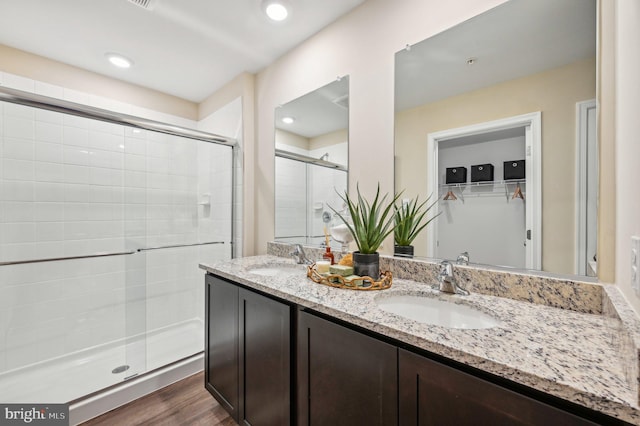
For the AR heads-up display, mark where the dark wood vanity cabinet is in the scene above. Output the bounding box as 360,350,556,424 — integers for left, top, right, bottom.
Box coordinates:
205,275,239,419
205,274,291,425
296,311,398,426
205,273,624,426
398,349,599,426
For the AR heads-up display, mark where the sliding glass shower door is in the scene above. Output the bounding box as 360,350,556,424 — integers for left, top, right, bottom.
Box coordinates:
0,95,234,403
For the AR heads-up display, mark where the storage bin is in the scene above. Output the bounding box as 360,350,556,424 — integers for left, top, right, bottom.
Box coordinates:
503,159,525,180
471,163,494,182
445,167,467,184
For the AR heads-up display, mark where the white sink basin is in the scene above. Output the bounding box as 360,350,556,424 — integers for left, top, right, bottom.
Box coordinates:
375,294,501,329
247,263,305,277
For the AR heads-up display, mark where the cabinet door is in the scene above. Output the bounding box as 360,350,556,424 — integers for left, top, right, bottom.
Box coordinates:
297,311,398,426
398,349,598,426
239,288,291,426
205,275,239,421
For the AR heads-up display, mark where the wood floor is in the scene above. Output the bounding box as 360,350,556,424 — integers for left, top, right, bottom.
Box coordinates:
81,372,236,426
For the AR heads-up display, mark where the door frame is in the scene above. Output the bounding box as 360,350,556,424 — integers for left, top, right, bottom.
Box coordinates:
575,99,597,275
426,112,542,269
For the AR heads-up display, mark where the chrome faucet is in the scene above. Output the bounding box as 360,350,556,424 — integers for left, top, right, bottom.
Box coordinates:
456,251,469,265
436,260,469,295
290,244,313,265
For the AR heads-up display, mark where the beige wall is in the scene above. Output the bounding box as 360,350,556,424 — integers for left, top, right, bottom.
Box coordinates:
198,72,253,121
597,0,617,284
395,57,596,274
0,44,198,120
276,129,310,150
254,0,507,255
614,0,640,314
309,128,348,151
199,72,256,256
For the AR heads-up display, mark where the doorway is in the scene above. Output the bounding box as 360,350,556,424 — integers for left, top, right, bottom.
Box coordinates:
426,112,542,269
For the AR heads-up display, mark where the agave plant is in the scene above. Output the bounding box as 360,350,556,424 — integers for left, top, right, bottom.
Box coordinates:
394,195,440,247
330,184,402,254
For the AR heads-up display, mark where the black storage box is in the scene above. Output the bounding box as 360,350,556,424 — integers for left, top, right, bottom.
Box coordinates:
503,159,525,180
471,163,494,182
445,167,467,184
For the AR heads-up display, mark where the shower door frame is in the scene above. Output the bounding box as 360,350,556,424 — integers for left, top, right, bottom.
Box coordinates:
0,85,238,394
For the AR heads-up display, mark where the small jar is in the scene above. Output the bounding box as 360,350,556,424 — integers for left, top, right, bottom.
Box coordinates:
316,260,331,274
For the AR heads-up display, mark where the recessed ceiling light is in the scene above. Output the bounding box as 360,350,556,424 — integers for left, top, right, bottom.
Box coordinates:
282,116,295,124
263,0,290,21
105,53,133,69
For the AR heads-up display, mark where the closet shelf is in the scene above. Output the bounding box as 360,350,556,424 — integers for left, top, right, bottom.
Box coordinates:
440,179,526,201
440,179,525,189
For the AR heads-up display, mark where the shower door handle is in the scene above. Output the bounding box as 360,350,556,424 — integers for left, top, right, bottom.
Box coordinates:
0,242,227,266
137,241,225,252
0,250,137,266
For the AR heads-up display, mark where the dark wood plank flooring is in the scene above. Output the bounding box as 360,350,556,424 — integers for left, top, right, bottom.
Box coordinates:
81,372,236,426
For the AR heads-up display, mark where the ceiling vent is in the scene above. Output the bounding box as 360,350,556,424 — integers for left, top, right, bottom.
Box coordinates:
127,0,156,10
332,94,349,110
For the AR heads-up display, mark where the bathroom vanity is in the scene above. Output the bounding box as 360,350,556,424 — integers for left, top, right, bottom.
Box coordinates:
200,252,640,425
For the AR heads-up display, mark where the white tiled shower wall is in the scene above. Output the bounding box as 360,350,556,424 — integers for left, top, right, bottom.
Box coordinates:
275,156,347,243
275,157,307,239
0,72,237,374
198,97,243,258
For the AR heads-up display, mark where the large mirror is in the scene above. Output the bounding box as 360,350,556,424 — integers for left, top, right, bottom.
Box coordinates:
394,0,597,278
274,77,349,245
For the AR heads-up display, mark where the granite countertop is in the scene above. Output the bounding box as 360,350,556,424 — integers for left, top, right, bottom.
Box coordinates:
200,255,640,424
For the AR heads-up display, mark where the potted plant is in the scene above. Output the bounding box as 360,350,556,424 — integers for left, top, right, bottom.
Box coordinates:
394,195,440,258
331,184,401,278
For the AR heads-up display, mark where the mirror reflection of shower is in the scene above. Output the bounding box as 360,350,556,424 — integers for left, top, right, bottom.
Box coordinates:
329,208,354,254
274,156,347,246
274,76,349,246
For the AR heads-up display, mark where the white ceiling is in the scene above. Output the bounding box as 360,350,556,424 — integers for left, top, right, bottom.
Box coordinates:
395,0,596,111
275,76,348,138
0,0,365,102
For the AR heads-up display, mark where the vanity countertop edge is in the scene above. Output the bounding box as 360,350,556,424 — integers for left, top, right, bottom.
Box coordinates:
200,255,640,425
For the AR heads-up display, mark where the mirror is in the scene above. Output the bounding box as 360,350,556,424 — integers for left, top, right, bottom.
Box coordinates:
274,77,349,246
394,0,597,277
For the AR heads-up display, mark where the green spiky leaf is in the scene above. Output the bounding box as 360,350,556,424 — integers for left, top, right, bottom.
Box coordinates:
394,194,440,246
329,184,402,254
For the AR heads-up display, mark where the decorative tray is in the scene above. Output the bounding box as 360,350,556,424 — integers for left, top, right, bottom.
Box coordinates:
306,263,392,291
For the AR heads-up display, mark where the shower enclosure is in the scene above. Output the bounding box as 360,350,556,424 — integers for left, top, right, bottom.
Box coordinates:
274,153,347,246
0,88,235,410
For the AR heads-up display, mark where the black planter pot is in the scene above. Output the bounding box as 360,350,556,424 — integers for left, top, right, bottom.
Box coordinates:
394,245,414,258
353,251,380,279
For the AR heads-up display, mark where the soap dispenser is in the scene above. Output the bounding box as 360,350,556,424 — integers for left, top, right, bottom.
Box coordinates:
323,228,335,265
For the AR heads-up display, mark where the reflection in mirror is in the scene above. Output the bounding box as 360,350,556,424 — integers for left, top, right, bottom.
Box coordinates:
275,77,349,246
394,0,597,278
